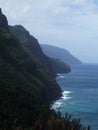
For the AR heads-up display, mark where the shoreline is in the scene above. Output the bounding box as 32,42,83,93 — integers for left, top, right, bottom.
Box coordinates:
50,90,71,112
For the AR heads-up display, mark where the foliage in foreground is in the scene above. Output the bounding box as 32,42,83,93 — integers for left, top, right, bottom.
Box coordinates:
0,105,91,130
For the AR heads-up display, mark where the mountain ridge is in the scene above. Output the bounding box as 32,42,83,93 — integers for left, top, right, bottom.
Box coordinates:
41,44,82,65
9,25,71,76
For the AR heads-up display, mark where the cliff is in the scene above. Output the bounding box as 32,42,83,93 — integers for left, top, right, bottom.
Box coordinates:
41,44,82,65
9,25,71,76
0,9,62,124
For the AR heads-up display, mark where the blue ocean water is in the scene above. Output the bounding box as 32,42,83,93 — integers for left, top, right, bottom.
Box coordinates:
52,64,98,130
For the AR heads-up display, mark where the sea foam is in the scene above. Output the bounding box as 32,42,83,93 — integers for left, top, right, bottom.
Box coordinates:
61,90,71,100
51,90,71,111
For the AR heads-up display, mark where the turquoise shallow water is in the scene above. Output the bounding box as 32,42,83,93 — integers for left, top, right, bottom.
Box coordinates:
52,64,98,130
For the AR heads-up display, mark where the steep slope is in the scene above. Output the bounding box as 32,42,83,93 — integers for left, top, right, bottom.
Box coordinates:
41,44,82,65
9,25,71,75
9,25,44,59
0,9,62,125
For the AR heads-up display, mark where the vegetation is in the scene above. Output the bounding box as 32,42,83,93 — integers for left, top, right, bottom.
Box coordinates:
0,28,62,123
0,105,91,130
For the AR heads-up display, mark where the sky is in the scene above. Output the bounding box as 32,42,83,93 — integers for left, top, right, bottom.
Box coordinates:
0,0,98,63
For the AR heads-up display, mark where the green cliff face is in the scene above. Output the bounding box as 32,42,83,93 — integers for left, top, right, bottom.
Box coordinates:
0,9,62,125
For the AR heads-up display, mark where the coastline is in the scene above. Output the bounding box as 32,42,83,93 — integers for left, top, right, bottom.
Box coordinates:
53,64,98,130
50,90,71,112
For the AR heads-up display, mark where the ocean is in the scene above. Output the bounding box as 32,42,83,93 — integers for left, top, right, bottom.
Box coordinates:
52,64,98,130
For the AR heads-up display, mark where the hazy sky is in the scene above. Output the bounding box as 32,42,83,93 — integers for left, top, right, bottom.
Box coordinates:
0,0,98,63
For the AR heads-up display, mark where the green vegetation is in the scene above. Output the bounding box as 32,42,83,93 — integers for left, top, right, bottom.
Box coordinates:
0,105,91,130
0,20,61,125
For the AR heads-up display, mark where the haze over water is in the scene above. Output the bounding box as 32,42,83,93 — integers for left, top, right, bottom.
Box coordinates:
52,64,98,130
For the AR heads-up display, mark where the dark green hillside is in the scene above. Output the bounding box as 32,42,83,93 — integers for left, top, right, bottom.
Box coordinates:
49,58,71,75
9,25,71,76
0,9,62,125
